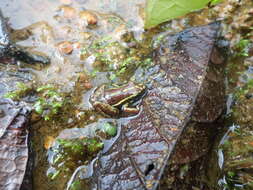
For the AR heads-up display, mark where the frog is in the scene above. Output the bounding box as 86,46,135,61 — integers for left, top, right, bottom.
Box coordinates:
0,9,50,64
90,81,146,117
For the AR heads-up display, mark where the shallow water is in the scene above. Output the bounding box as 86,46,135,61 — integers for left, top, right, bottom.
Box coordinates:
0,0,145,91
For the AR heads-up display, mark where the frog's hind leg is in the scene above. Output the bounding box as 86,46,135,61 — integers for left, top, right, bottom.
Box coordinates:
93,102,120,118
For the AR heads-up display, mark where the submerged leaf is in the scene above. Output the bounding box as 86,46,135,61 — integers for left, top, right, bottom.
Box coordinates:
145,0,222,28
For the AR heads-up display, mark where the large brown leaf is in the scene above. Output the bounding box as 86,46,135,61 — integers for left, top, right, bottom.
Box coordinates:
0,99,31,190
76,23,222,190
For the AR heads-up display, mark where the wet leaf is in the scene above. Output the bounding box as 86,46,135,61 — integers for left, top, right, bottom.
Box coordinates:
87,23,222,189
210,0,223,5
145,0,222,28
0,99,31,189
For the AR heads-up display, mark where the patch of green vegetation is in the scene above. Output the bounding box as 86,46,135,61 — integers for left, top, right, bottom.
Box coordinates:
234,39,251,57
89,69,99,78
34,85,65,121
91,36,113,50
218,125,253,190
102,122,117,137
47,137,104,181
80,36,152,81
57,138,104,156
4,83,66,121
234,79,253,99
4,82,32,100
153,33,166,48
219,170,248,190
36,84,54,92
69,180,83,190
57,139,86,155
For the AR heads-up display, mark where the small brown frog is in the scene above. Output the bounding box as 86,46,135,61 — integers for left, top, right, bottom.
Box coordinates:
90,81,146,117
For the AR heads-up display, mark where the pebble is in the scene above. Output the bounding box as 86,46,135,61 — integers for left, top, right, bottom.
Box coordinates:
57,41,73,55
59,5,77,19
78,73,89,82
79,10,98,25
44,136,55,150
83,82,92,89
78,73,93,89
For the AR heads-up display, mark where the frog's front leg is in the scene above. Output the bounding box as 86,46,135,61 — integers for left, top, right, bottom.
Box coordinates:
121,103,140,117
93,102,120,117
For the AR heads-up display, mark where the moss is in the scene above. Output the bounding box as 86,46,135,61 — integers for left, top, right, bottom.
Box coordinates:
4,82,33,100
234,39,251,57
102,122,117,137
56,137,104,156
34,85,65,120
80,35,152,81
86,139,104,153
48,137,104,181
69,180,82,190
234,79,253,99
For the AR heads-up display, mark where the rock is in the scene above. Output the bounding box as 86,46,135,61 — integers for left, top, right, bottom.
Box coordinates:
57,41,73,55
0,9,50,65
79,11,98,26
58,5,77,19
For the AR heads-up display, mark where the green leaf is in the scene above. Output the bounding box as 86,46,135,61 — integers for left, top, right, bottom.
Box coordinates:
210,0,223,5
145,0,223,29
